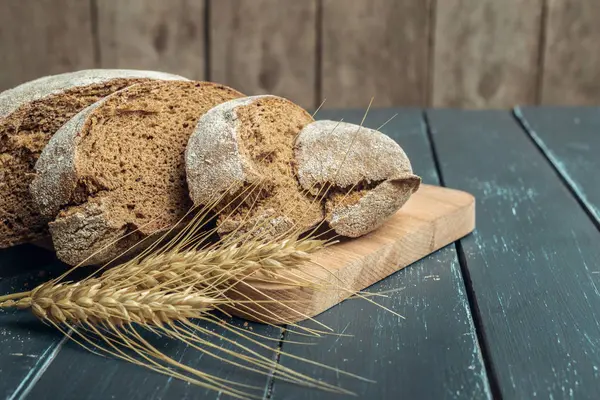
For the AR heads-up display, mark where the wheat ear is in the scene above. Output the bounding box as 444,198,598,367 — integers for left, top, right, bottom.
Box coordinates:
0,275,352,397
1,280,217,325
0,235,355,398
105,237,327,291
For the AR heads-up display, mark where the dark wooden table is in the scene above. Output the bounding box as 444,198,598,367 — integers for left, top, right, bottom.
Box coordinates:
2,107,600,399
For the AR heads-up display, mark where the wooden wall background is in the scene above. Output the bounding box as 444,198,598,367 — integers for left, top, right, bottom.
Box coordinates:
1,0,599,110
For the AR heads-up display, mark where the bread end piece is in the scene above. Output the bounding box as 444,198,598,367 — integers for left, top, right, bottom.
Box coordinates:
295,120,421,237
326,176,420,237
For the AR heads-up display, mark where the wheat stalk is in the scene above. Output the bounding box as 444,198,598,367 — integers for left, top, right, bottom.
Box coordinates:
0,235,356,398
0,274,353,398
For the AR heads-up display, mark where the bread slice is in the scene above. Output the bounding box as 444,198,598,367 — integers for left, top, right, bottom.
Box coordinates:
294,120,421,237
30,80,243,266
186,95,324,240
0,69,185,248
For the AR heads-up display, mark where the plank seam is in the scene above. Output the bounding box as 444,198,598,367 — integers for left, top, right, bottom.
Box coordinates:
423,110,504,400
426,0,437,107
89,0,101,67
204,0,211,81
314,0,323,110
513,107,600,232
263,327,286,399
535,0,549,104
8,335,69,400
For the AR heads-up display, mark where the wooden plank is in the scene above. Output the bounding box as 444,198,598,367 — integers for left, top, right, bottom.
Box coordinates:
229,184,475,324
270,109,492,399
210,0,317,109
0,0,95,91
25,317,280,399
96,0,206,80
432,0,543,108
427,109,600,398
321,0,430,108
0,246,68,399
540,1,600,105
515,106,600,223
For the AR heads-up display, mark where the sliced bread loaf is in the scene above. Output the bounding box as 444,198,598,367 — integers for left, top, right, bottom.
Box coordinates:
186,95,324,240
0,69,185,248
294,120,421,237
30,80,243,266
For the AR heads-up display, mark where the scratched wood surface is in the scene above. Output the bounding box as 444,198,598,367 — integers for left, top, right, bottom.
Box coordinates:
0,0,96,91
270,109,491,399
540,0,600,105
96,0,207,80
427,109,600,398
210,0,317,110
515,106,600,224
431,0,542,108
321,0,431,108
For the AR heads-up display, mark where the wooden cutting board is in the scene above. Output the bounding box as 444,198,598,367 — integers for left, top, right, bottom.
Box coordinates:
226,184,475,324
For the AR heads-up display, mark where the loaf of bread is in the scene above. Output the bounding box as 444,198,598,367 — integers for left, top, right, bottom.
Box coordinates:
30,80,243,266
2,68,420,264
186,95,324,240
0,69,185,248
295,120,421,237
186,97,420,240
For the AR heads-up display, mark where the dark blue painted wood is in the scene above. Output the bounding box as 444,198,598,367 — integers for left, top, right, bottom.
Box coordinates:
26,316,280,400
270,109,491,399
427,109,600,399
515,106,600,224
0,245,67,399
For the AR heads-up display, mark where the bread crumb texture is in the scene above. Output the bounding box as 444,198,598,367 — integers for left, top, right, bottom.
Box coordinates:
187,95,323,240
34,80,242,265
0,69,184,248
0,78,151,247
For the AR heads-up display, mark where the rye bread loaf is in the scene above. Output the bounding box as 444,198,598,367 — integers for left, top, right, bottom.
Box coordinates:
186,95,324,240
0,69,185,248
294,120,421,237
30,80,243,266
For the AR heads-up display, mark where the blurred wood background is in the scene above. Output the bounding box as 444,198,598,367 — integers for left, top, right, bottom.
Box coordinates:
0,0,598,110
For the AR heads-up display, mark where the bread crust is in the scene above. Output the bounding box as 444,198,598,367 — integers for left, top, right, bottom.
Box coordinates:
185,96,261,206
295,120,420,237
0,69,185,119
30,101,104,219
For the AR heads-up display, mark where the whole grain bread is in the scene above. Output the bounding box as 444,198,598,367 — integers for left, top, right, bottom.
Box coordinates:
0,69,185,248
294,120,421,237
30,80,243,266
186,95,323,240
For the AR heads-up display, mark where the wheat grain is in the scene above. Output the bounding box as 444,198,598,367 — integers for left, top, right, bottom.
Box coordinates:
106,237,327,291
4,280,218,326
